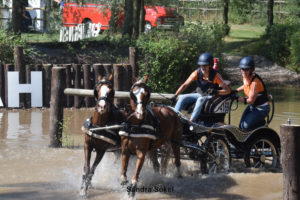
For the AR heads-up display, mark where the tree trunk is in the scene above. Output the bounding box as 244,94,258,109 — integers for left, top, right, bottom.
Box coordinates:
132,0,141,39
122,0,133,38
12,0,24,33
109,0,119,33
139,0,145,34
267,0,274,26
223,0,229,25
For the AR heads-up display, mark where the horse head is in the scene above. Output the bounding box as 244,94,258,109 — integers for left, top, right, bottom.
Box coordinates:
94,75,115,114
129,75,150,120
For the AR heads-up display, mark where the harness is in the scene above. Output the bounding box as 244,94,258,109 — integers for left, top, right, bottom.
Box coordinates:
119,105,161,140
249,73,269,107
196,68,219,95
82,108,123,146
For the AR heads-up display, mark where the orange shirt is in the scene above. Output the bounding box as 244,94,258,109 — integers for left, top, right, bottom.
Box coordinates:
243,74,265,97
189,69,224,86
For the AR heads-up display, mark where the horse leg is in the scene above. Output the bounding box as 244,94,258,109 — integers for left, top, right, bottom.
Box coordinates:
87,148,106,189
80,142,93,197
171,142,182,178
128,149,147,198
160,143,171,175
120,150,130,185
148,149,160,173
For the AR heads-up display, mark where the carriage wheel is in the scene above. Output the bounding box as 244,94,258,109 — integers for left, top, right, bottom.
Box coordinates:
244,136,279,170
201,136,231,174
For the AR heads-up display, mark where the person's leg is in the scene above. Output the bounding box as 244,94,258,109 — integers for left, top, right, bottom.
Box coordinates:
239,105,250,129
174,93,201,113
240,105,270,131
190,95,210,122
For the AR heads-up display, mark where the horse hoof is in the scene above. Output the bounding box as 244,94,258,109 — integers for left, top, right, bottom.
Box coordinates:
120,179,128,186
79,188,88,199
128,183,137,198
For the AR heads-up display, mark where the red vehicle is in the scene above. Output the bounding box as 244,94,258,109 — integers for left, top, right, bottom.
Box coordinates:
63,3,184,32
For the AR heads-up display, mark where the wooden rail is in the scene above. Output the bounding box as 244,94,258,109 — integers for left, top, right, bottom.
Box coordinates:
64,88,173,101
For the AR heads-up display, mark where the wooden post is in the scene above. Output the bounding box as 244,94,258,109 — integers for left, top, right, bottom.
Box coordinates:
25,65,34,108
92,64,105,84
73,64,82,108
113,64,125,106
82,64,93,107
34,64,43,71
103,63,113,77
4,64,14,107
42,64,52,107
129,47,138,77
0,63,4,106
281,124,300,200
14,46,25,107
64,64,73,107
49,67,66,148
123,64,132,106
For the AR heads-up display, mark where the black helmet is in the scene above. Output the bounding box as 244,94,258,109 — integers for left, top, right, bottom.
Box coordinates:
239,56,255,70
197,52,213,66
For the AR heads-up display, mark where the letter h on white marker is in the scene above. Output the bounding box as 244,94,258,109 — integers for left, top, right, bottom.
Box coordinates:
7,71,43,107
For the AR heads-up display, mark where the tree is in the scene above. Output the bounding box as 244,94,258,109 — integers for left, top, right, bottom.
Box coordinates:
223,0,229,25
267,0,274,26
122,0,145,39
12,0,25,33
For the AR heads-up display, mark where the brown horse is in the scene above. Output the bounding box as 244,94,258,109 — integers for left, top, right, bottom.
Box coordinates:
80,75,125,197
119,76,183,197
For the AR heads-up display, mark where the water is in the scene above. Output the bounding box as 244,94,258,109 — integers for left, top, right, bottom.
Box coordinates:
1,87,299,200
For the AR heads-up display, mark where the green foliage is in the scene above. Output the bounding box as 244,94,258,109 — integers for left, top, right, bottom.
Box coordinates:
289,30,300,72
0,29,26,63
264,23,298,66
45,8,63,33
229,0,256,24
136,22,225,93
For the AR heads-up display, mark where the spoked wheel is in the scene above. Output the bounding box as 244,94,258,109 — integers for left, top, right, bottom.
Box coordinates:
244,136,279,169
201,136,231,174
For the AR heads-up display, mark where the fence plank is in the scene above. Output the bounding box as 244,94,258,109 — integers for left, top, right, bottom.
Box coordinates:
4,64,14,107
64,64,73,107
0,63,5,106
73,64,82,108
83,64,93,107
42,64,52,107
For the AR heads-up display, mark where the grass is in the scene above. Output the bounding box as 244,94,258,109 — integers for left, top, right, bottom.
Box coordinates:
223,24,266,55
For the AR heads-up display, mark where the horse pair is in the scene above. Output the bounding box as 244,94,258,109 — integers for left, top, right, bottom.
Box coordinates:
80,75,182,198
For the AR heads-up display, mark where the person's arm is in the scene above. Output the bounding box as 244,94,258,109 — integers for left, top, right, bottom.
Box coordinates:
174,73,195,97
236,85,244,92
214,73,230,95
238,82,259,104
218,82,230,95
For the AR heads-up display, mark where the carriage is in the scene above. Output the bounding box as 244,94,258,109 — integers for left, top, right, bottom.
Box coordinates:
173,91,280,173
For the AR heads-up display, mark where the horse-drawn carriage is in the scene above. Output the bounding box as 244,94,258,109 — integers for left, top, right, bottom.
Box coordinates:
175,90,280,172
79,76,280,198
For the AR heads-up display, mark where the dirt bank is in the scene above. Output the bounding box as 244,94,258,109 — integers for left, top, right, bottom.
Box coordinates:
223,54,300,86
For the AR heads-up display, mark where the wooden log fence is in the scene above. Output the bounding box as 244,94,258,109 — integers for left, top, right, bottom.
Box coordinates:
0,47,139,109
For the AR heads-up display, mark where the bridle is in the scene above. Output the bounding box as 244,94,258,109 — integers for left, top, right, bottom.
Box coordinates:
94,80,115,103
129,82,151,107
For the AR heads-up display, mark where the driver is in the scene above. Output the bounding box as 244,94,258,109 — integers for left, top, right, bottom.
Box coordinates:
235,56,270,131
171,52,231,122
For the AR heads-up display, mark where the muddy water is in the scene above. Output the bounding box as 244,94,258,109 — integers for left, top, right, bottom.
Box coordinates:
1,87,299,200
